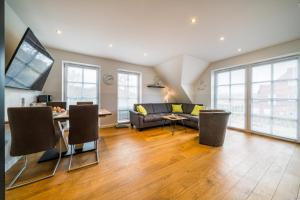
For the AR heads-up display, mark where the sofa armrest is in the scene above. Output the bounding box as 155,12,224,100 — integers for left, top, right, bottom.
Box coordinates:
129,110,143,128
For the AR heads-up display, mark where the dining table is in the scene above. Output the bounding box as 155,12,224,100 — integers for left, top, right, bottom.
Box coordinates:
38,108,112,163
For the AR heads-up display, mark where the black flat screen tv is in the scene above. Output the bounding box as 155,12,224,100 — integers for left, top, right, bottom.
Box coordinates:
5,28,54,91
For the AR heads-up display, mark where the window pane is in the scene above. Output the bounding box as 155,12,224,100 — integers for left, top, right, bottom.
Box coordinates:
217,72,229,85
251,116,271,134
118,86,127,98
67,66,82,82
230,113,245,129
84,68,97,83
231,69,245,84
82,84,97,98
252,100,271,117
216,99,230,111
252,82,271,99
118,98,129,110
273,80,297,99
231,85,245,99
273,100,297,120
129,75,138,86
273,60,298,80
272,119,297,139
128,86,138,98
118,73,128,86
231,100,245,114
252,64,271,82
217,86,230,99
67,83,82,99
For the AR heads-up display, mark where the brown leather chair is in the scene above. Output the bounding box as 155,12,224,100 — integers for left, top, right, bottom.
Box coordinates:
68,105,99,171
47,101,67,109
7,107,62,190
199,110,231,147
76,101,93,105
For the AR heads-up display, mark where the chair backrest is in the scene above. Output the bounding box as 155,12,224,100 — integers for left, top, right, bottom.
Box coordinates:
68,105,99,145
8,107,58,156
77,101,93,105
47,101,67,109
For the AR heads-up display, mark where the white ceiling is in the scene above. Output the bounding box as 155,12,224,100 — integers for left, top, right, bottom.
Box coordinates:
7,0,300,66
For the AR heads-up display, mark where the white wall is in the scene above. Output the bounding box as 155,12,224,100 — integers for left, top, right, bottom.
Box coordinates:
43,47,166,127
4,2,41,121
194,39,300,107
155,55,208,103
154,56,186,102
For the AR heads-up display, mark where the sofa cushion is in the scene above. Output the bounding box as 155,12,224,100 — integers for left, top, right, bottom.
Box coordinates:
137,105,147,115
135,104,155,114
152,103,169,113
172,104,183,113
143,114,164,122
182,103,195,114
191,105,204,116
178,113,199,123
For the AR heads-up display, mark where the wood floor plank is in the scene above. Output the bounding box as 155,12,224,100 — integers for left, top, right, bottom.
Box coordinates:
271,146,300,200
246,144,295,200
5,126,299,200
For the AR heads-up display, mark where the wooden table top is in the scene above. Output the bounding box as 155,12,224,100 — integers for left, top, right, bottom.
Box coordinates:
161,115,187,121
53,108,112,120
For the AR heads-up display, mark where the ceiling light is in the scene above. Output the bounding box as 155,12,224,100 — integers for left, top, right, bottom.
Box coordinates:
56,29,62,35
219,36,225,41
143,53,148,56
237,48,242,52
191,18,197,24
108,44,113,48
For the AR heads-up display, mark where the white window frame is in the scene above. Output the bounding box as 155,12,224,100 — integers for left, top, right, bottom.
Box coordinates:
212,55,300,143
62,61,100,106
117,69,142,123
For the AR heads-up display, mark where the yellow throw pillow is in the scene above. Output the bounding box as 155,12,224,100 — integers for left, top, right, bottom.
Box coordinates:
137,105,147,116
172,104,183,113
191,105,204,116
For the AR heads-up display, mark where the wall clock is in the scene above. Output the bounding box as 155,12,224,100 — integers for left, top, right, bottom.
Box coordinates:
103,74,114,85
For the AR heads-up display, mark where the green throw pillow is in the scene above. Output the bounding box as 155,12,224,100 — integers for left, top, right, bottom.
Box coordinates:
172,104,183,113
191,105,204,116
137,105,147,116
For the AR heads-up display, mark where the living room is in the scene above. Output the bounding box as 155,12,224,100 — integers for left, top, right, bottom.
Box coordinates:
1,0,300,199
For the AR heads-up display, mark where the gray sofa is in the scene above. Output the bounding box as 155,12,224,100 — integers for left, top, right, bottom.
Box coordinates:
129,103,203,131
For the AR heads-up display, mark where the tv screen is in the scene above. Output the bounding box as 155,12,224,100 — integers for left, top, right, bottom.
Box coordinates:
5,28,54,91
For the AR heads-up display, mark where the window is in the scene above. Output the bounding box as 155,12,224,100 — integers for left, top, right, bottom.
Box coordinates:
117,71,140,123
215,68,246,129
213,56,299,141
251,59,298,139
63,62,99,106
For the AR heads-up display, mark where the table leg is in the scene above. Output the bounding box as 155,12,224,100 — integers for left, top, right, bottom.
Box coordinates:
56,121,69,152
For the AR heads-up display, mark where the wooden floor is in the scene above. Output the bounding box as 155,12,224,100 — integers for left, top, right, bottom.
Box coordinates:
5,126,300,200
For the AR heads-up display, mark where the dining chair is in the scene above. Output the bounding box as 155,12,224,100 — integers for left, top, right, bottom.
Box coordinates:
76,101,93,105
47,101,68,130
68,105,99,171
47,101,67,109
6,107,62,190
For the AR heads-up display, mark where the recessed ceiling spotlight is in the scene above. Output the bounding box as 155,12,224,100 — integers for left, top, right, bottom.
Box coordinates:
219,36,225,41
191,17,197,24
56,29,62,35
143,53,148,56
237,48,242,52
108,44,113,48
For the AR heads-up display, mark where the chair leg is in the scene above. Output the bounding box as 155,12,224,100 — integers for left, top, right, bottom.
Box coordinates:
68,139,99,172
6,139,62,190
